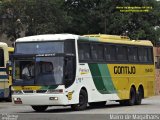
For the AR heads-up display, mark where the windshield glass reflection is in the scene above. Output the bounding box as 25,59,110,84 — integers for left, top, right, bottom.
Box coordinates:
13,57,64,85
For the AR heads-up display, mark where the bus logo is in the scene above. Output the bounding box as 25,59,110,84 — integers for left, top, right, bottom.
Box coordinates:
114,66,136,74
79,68,89,75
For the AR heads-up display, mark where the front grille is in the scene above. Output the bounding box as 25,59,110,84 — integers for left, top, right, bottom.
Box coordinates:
23,90,47,93
23,90,33,93
36,90,47,93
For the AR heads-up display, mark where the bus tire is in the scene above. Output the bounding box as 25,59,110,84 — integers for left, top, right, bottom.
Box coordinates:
89,101,106,108
126,87,136,106
119,100,127,106
71,89,88,111
31,105,48,112
5,86,12,102
135,87,143,105
5,96,12,102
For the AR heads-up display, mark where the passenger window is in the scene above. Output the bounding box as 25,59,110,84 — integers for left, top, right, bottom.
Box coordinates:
0,49,4,67
138,47,148,62
78,43,91,61
117,46,127,61
148,48,153,62
128,47,138,62
104,45,116,61
91,44,104,60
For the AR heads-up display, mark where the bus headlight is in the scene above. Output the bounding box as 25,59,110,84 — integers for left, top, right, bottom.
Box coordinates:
49,97,58,100
13,97,22,104
47,89,63,94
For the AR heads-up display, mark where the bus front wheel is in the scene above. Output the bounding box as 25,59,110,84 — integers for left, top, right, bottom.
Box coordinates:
71,89,88,111
5,86,12,102
31,105,48,112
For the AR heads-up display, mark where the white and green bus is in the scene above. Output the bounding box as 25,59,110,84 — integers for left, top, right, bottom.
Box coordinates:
12,34,155,111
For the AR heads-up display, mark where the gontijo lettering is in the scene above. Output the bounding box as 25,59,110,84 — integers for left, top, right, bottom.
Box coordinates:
114,66,136,74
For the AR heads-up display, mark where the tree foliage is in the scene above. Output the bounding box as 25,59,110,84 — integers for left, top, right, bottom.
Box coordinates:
0,0,160,44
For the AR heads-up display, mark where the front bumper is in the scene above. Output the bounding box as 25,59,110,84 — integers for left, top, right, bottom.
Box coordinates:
12,94,69,105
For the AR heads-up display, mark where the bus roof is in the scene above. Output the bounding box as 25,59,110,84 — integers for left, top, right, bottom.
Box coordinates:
16,34,79,42
0,42,8,47
0,42,14,51
15,34,153,46
82,34,153,46
84,34,130,40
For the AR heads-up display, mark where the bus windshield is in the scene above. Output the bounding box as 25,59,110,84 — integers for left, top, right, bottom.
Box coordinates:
13,56,64,86
15,42,64,54
13,40,76,87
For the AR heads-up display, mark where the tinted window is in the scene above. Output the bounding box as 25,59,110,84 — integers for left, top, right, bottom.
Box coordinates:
138,47,148,62
91,44,104,60
64,40,75,54
78,42,91,61
0,49,4,67
16,42,64,54
117,46,127,61
128,47,138,62
148,48,153,62
104,45,116,61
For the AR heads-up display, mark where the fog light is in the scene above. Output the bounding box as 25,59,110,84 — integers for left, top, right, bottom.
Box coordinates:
13,97,21,101
13,97,22,104
49,97,58,100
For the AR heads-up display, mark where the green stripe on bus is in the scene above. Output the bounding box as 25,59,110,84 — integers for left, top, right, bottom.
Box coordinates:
41,85,58,90
89,64,109,94
89,64,116,94
98,64,116,93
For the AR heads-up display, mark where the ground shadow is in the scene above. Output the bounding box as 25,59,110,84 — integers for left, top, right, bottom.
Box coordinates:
18,102,153,114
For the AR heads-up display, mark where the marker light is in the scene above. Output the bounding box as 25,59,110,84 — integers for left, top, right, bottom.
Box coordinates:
49,97,58,100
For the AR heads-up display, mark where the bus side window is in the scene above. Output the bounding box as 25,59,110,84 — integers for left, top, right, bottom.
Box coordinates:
117,46,127,61
0,48,4,67
91,44,97,60
144,48,148,62
148,48,153,62
128,47,138,62
79,50,84,60
91,44,104,61
78,42,91,61
104,45,111,61
138,47,148,62
64,58,74,87
104,45,116,61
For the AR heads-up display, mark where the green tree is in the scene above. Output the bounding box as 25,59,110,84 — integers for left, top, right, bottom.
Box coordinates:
0,0,70,41
64,0,160,44
0,0,160,44
25,0,70,35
